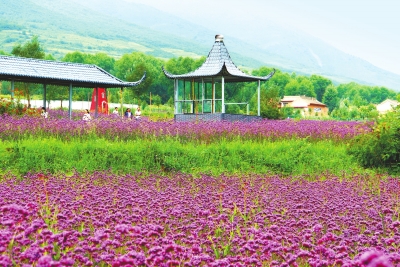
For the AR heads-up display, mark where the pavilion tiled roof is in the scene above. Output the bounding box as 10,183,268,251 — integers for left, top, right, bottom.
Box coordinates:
162,35,275,83
0,55,145,88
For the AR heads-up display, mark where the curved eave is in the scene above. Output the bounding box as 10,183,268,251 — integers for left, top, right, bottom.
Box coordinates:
162,66,275,83
0,72,146,88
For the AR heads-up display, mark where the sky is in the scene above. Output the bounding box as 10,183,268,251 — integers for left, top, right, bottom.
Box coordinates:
125,0,400,75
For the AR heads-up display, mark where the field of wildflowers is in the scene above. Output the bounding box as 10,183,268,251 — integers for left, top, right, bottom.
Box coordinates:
1,171,399,266
0,113,369,176
1,112,399,266
0,112,371,142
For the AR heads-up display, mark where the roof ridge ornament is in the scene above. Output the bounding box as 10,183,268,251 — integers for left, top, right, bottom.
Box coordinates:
215,34,224,42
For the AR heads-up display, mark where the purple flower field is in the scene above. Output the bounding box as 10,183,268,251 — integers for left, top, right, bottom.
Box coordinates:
0,113,371,142
1,172,399,266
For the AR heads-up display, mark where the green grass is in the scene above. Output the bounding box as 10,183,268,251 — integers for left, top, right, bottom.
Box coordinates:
0,137,363,178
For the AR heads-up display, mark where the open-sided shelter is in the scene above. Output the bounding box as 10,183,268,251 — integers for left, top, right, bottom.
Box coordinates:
0,55,145,119
162,34,275,122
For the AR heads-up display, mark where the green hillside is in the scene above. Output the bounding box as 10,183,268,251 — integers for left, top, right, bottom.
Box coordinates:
0,0,264,68
0,0,205,59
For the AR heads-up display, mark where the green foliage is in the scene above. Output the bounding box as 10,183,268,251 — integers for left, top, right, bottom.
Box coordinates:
348,108,400,173
11,35,45,59
0,137,361,177
152,94,162,107
323,84,339,113
259,86,281,119
62,51,116,73
310,75,332,102
10,36,46,107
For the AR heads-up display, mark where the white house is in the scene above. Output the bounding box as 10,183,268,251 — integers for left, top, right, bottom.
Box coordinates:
376,99,399,114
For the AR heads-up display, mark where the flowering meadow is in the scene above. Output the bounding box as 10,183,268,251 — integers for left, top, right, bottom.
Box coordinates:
0,113,371,142
1,171,399,266
0,113,369,176
1,112,399,266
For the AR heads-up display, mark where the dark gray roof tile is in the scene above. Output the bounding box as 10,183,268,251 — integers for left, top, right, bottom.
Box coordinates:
163,35,275,82
0,55,145,88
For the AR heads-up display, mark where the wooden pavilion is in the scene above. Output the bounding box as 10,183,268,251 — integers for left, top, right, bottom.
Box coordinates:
162,34,275,122
0,55,145,119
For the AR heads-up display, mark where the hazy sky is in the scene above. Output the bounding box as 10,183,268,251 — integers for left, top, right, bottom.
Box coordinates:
125,0,400,75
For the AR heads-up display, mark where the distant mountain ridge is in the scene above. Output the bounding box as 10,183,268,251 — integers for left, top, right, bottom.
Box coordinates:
1,0,399,90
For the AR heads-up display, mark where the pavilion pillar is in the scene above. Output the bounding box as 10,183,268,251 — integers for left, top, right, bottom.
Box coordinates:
257,80,261,117
221,76,225,113
69,83,73,120
120,87,123,116
43,83,47,109
95,87,98,118
212,78,215,113
11,80,14,100
201,79,204,113
174,79,179,114
192,79,195,113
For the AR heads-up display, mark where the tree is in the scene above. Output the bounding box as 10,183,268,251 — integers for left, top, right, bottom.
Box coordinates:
322,85,339,113
11,36,45,59
310,75,332,101
62,51,86,63
259,85,281,119
297,78,315,97
11,36,45,107
284,80,299,96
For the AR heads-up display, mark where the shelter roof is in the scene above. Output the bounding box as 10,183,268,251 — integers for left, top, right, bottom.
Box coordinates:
162,35,275,83
0,55,145,88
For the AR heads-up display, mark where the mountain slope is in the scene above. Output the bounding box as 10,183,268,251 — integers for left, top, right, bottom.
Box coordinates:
1,0,399,90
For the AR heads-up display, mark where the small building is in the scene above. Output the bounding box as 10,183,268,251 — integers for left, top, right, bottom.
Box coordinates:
376,99,399,114
280,95,329,117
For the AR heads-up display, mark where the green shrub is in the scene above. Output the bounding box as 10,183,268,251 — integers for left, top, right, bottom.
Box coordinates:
348,108,400,173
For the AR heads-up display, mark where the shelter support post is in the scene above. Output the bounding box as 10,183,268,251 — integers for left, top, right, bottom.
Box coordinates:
257,80,261,117
221,76,225,113
120,87,123,116
201,79,204,113
11,80,14,100
69,83,73,120
43,84,47,109
174,79,179,115
212,78,215,113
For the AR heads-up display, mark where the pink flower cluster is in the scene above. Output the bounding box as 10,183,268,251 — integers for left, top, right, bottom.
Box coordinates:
1,172,399,266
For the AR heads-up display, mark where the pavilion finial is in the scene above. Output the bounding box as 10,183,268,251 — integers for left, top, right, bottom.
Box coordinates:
215,34,224,42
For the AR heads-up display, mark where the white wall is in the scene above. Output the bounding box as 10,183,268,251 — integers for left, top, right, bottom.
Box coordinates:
19,99,138,110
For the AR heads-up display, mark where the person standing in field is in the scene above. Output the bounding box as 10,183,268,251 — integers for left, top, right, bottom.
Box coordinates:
135,106,141,121
41,107,48,119
124,108,132,120
112,107,119,116
82,109,91,121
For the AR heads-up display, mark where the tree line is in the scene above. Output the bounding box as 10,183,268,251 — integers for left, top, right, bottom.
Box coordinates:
1,36,399,120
